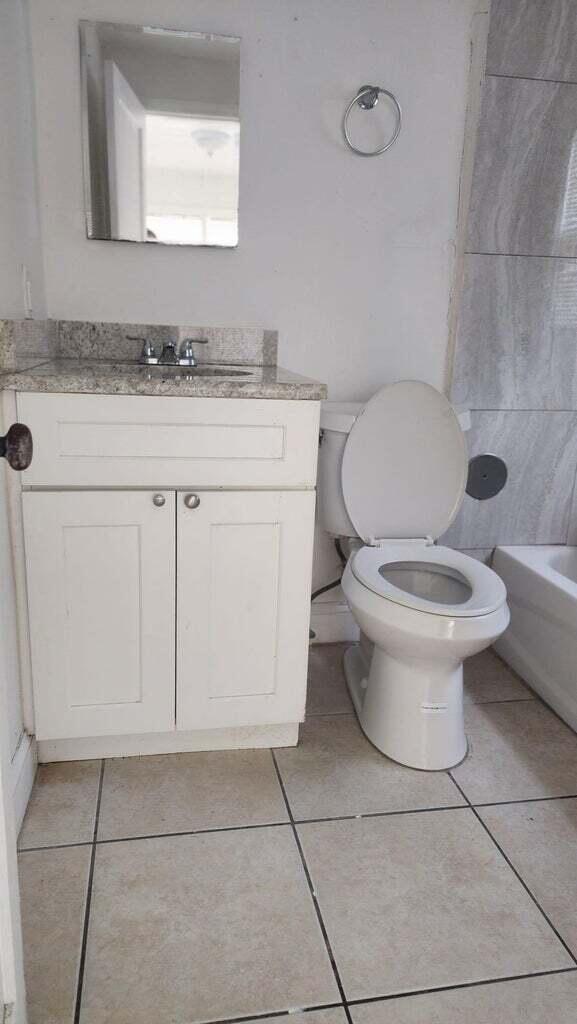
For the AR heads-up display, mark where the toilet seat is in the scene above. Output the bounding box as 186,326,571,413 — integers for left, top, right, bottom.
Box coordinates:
351,544,507,618
341,381,467,544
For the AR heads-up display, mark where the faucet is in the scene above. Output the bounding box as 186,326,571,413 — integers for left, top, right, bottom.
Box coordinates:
128,334,209,366
178,338,209,367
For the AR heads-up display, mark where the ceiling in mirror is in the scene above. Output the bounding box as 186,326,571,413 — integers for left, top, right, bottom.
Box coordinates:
79,21,240,247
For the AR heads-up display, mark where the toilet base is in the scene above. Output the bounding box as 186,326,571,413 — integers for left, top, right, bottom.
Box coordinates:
343,641,468,771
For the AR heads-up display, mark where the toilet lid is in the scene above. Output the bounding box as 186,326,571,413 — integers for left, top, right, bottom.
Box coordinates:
341,381,468,543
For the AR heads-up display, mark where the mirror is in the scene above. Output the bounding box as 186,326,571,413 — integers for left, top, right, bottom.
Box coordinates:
79,21,240,247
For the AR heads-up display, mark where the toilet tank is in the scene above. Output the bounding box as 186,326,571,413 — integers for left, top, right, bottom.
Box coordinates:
317,402,362,537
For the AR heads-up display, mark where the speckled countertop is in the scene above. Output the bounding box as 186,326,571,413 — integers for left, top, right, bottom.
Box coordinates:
0,358,327,401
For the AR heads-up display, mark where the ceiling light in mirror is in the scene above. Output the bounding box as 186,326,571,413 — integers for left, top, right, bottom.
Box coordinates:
79,20,240,247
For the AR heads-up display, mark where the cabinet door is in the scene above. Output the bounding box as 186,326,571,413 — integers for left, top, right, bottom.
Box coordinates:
23,491,175,740
177,490,315,730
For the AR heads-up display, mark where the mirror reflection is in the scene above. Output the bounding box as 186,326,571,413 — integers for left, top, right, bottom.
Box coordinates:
79,21,240,246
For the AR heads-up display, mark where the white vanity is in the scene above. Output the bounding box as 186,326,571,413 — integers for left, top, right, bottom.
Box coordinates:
4,355,324,762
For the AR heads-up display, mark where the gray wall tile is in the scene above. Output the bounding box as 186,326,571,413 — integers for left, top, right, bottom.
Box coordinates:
458,549,494,565
467,77,577,257
452,254,577,410
487,0,577,83
441,411,577,547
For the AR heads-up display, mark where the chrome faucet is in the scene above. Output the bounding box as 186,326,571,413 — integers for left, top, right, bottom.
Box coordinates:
178,338,208,367
128,334,209,366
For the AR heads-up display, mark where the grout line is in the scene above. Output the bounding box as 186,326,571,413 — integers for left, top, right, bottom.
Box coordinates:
465,250,577,262
474,793,577,809
448,772,577,967
346,965,577,1006
208,1002,346,1024
92,804,468,846
27,788,577,855
18,840,93,854
271,750,354,1024
293,805,467,825
95,821,292,844
487,71,577,88
73,759,105,1024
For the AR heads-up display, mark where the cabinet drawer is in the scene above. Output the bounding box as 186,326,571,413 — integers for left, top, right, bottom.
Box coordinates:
17,392,320,488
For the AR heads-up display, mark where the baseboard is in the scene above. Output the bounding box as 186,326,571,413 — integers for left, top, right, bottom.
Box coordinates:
310,600,360,644
11,732,37,832
37,722,299,763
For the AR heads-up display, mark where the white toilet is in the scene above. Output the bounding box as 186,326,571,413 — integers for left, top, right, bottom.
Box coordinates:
317,380,510,771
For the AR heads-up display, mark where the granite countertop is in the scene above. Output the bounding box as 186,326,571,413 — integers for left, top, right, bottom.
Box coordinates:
0,358,327,401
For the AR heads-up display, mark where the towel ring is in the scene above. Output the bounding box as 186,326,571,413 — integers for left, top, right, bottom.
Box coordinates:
342,84,402,157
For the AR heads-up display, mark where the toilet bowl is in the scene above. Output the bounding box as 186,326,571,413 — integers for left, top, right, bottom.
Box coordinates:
318,380,510,771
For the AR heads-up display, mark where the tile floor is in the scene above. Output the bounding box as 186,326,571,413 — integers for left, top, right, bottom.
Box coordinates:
18,645,577,1023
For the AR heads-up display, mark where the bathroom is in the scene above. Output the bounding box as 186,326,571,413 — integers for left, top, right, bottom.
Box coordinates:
1,0,577,1021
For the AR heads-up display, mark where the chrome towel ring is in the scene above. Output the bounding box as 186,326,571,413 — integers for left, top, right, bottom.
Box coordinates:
342,84,402,157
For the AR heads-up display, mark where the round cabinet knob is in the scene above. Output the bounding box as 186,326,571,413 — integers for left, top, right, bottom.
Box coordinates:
184,493,200,509
152,493,166,507
0,423,33,471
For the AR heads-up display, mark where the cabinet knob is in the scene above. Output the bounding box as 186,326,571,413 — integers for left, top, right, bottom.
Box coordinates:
0,423,33,471
152,493,166,507
184,493,200,509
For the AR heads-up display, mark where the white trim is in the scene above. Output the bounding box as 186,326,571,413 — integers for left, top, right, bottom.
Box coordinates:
11,734,36,833
37,722,299,763
1,391,35,736
310,600,359,644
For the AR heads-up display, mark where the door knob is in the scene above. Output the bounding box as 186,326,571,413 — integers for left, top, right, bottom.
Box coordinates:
152,493,166,507
184,493,200,509
0,423,33,471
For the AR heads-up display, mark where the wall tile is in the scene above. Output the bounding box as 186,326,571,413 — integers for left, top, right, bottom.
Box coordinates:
467,77,577,257
441,410,577,547
487,0,577,83
452,254,577,409
458,549,494,565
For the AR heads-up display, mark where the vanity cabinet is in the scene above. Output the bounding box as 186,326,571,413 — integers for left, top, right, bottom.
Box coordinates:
17,392,319,753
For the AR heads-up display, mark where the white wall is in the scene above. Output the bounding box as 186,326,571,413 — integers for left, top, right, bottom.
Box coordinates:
28,0,478,402
0,0,45,319
23,0,481,597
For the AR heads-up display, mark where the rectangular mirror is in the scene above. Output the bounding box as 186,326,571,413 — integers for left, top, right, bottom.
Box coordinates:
79,21,240,247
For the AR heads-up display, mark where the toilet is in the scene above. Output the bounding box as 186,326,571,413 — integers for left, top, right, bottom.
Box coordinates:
317,380,510,771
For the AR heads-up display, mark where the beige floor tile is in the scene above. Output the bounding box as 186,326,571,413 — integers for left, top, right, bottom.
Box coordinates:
97,749,288,840
452,702,577,804
479,798,577,954
298,810,571,1000
19,761,101,849
306,643,353,716
350,972,577,1023
464,649,533,704
81,828,338,1023
275,716,464,820
19,845,91,1024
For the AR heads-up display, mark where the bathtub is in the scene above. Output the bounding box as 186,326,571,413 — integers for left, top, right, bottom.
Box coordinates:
493,546,577,732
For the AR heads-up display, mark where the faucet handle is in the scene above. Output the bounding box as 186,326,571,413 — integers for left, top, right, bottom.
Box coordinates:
179,337,208,366
127,335,159,365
